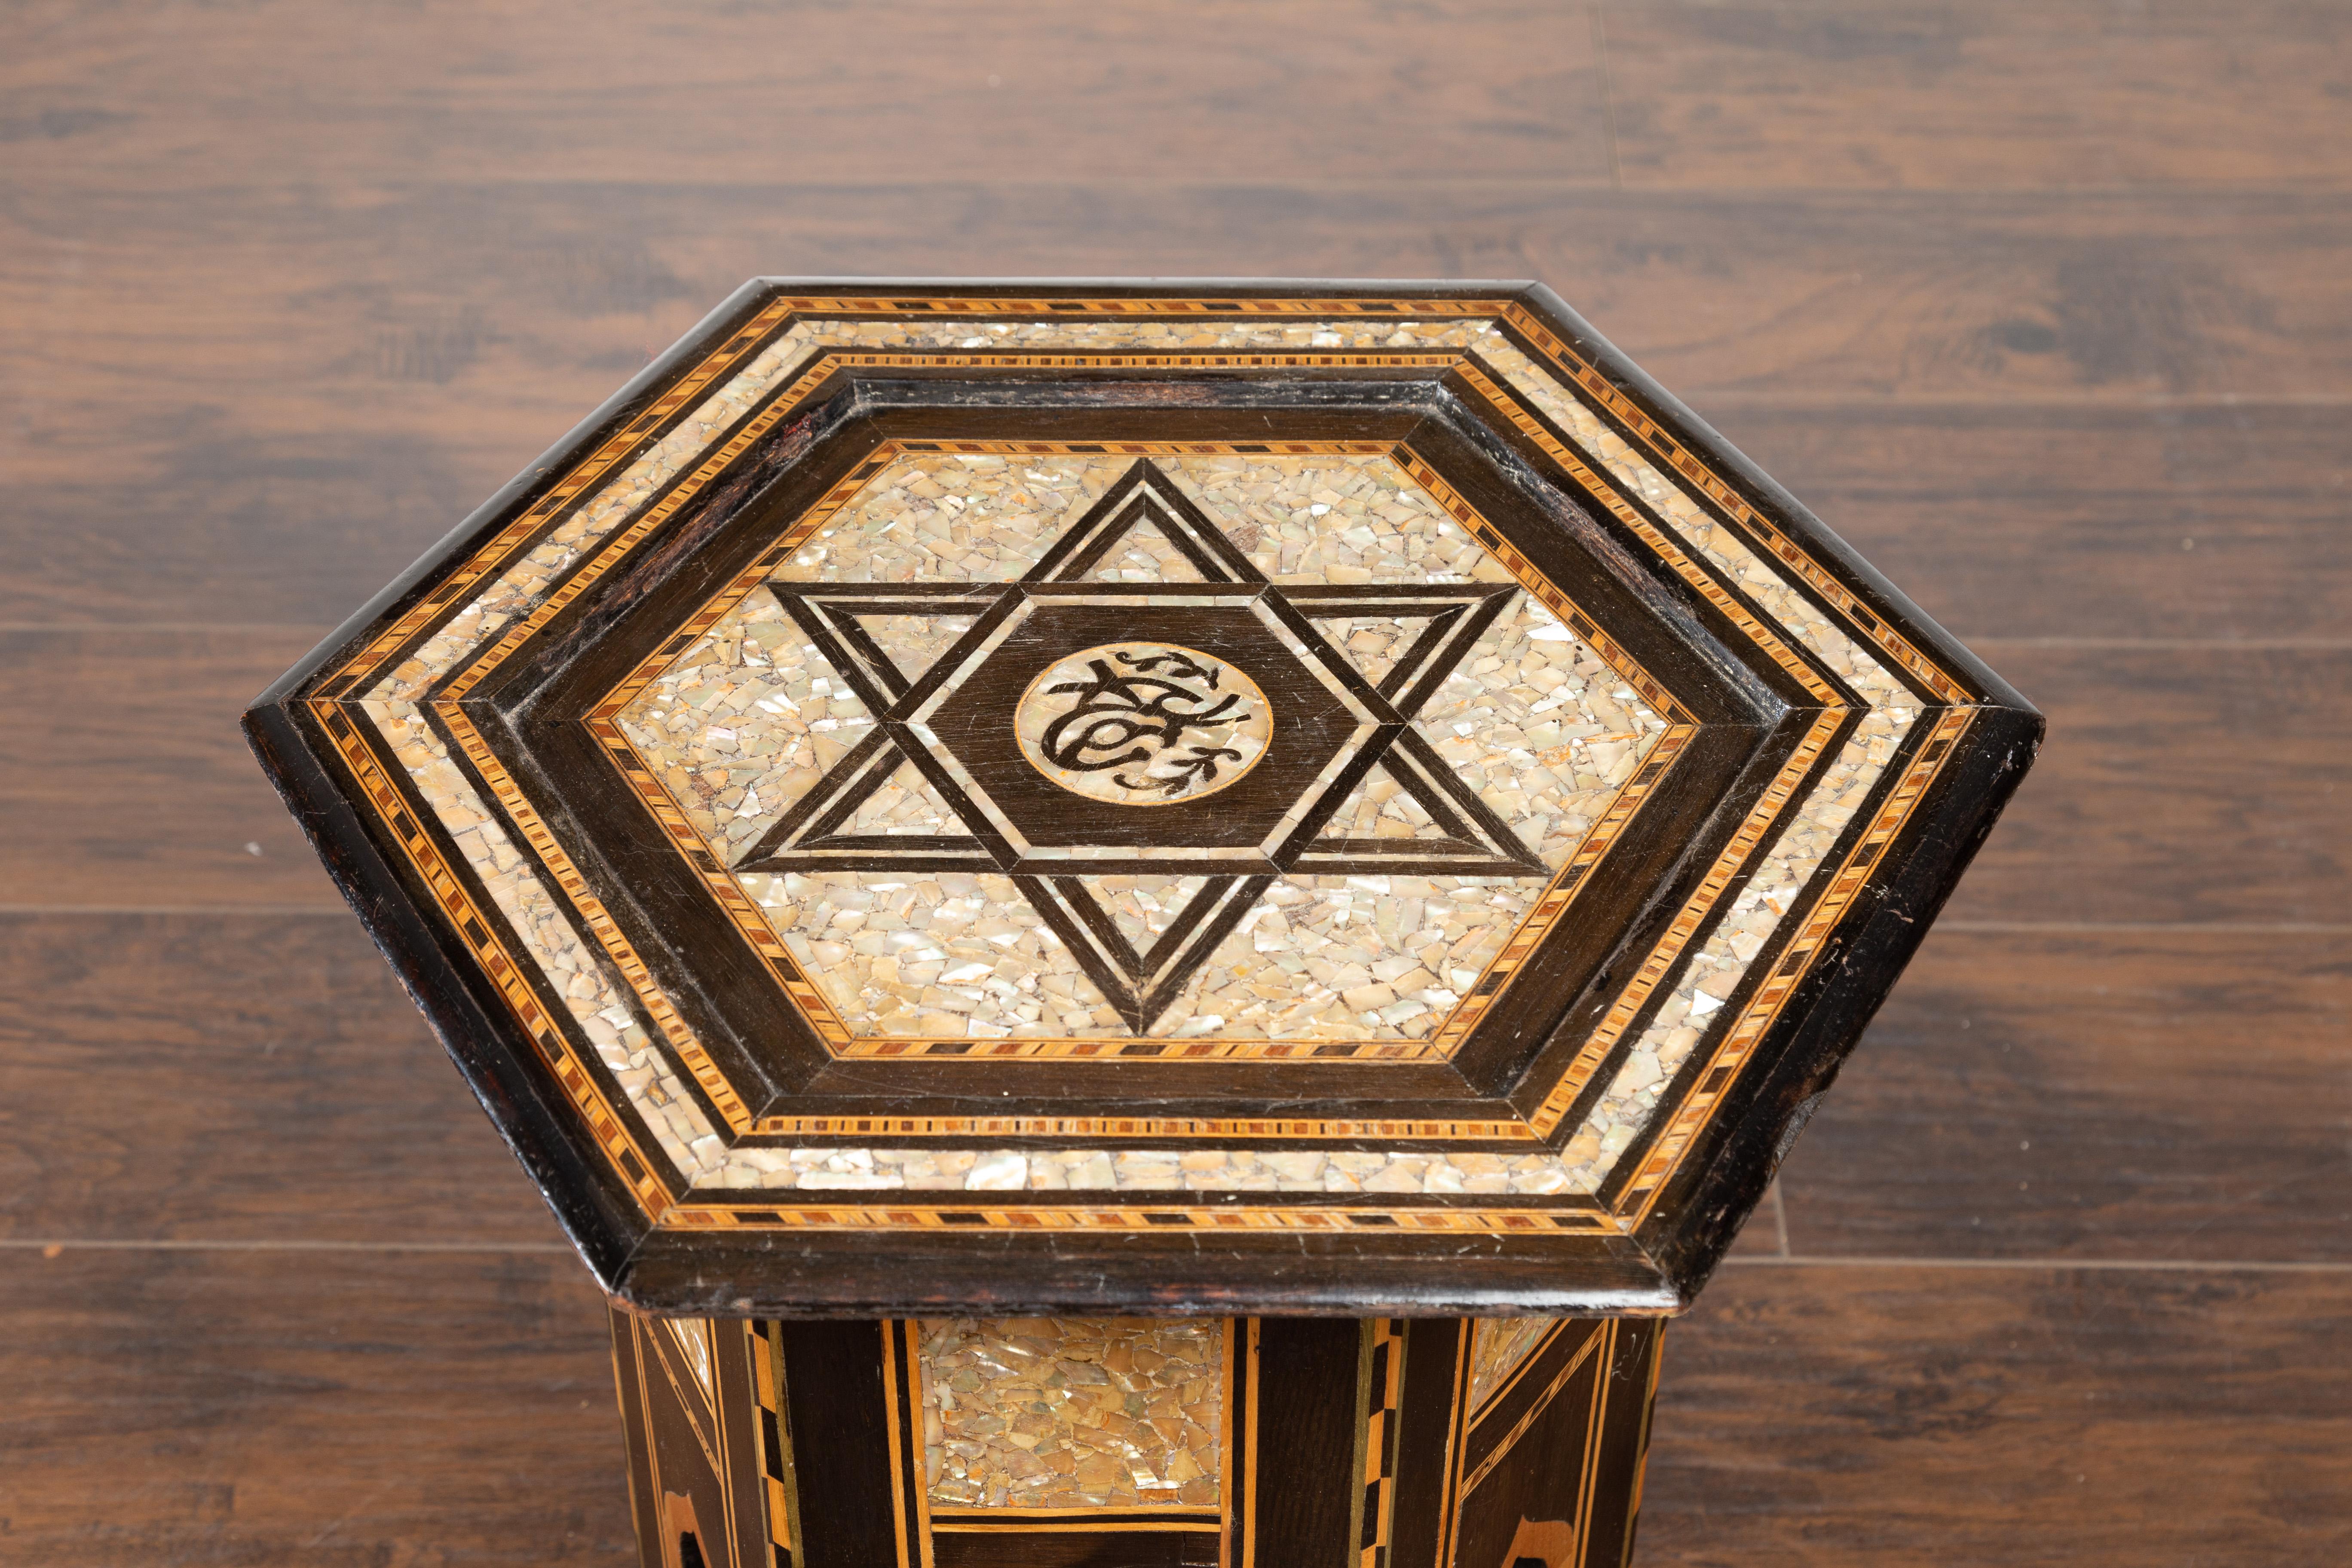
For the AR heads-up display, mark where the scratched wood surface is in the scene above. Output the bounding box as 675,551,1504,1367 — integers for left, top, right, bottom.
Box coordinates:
1,1,2345,1561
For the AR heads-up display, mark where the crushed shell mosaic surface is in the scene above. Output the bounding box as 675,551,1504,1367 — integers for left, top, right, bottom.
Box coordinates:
1467,1317,1561,1410
362,312,1922,1197
617,453,1667,1047
920,1317,1224,1510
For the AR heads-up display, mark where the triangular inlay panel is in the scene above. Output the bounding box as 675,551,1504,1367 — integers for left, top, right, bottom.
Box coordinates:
1082,513,1212,583
1099,875,1221,959
854,612,978,686
840,758,965,837
1312,764,1458,843
1308,614,1441,689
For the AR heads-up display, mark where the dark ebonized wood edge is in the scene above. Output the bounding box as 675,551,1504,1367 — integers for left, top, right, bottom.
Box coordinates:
1425,373,1859,716
1387,1320,1469,1568
1586,695,1898,1216
854,376,1443,427
1404,399,1800,725
345,696,702,1193
1454,720,1777,1102
1632,701,2045,1303
1250,1320,1369,1564
610,1225,1679,1319
770,1320,900,1564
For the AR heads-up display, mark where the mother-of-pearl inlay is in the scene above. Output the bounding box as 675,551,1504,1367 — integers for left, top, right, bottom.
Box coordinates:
1015,642,1273,806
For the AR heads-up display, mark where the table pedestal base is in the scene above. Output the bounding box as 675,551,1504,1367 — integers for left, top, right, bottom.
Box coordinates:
609,1303,1663,1568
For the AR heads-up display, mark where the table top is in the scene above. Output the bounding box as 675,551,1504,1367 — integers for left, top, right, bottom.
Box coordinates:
247,279,2039,1316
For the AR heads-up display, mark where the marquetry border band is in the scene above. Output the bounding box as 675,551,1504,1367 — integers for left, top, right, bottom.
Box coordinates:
292,292,1979,1243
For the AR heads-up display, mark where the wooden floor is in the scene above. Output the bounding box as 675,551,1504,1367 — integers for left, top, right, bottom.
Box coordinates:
4,2,2347,1561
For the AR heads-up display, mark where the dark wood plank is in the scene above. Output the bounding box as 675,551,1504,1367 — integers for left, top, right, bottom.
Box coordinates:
1605,0,2352,190
1643,1264,2352,1565
11,1253,2343,1565
0,630,340,906
0,912,411,1050
1703,401,2352,643
0,1247,632,1563
1945,644,2350,924
0,0,1610,191
934,1533,1215,1568
0,912,563,1243
9,184,2350,627
1779,928,2352,1262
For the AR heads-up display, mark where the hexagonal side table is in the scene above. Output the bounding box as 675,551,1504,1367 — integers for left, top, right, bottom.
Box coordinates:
246,280,2039,1568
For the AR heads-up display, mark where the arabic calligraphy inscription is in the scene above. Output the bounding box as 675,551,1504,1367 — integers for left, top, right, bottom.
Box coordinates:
1016,642,1273,805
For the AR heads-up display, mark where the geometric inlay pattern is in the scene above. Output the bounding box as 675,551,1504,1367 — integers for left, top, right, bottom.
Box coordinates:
615,450,1679,1054
248,281,2040,1315
723,460,1551,1035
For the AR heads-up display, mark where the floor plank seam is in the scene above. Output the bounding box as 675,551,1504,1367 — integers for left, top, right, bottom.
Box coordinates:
1936,921,2352,934
1962,637,2352,650
0,622,337,634
1721,1256,2352,1274
0,904,359,916
9,1239,2345,1274
14,173,2352,200
2,1238,575,1254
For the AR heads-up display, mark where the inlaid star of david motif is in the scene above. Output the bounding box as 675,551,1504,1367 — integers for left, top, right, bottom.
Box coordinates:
734,460,1547,1032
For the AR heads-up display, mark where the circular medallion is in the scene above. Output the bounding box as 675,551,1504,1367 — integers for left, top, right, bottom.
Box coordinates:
1015,642,1274,806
